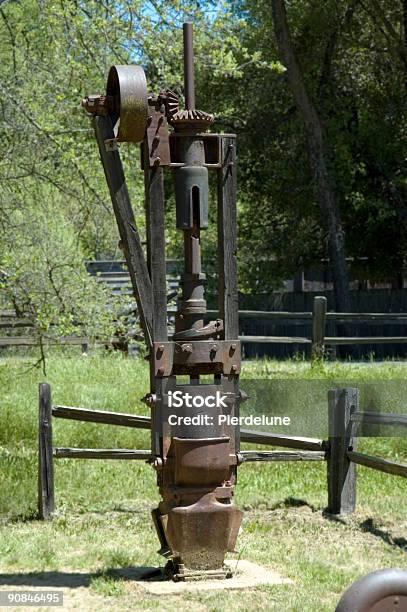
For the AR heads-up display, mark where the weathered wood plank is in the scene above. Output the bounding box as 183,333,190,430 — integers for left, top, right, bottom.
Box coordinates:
144,144,168,343
38,383,55,520
238,335,311,344
347,450,407,478
169,310,407,322
312,296,327,359
218,136,239,340
240,429,325,451
52,406,151,429
168,309,314,319
351,411,407,428
0,318,33,328
237,310,312,320
0,311,17,318
326,313,407,321
327,388,359,515
240,450,326,462
325,336,407,345
93,115,153,347
54,448,152,460
0,337,90,347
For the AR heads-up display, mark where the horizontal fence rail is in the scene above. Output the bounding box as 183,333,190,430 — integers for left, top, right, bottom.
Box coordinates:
325,336,407,345
188,310,407,322
52,406,151,429
238,335,311,344
347,450,407,479
350,411,407,428
49,404,326,452
38,383,407,521
239,429,325,451
54,448,152,460
4,297,407,356
240,450,326,462
0,336,90,347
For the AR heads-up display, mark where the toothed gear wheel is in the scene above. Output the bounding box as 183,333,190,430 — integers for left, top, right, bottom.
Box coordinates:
165,90,180,120
169,108,214,132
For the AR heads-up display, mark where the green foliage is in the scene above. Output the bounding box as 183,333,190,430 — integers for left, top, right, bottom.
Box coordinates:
1,194,119,346
0,0,406,320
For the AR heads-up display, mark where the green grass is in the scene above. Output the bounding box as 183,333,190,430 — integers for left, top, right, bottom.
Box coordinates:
1,350,407,610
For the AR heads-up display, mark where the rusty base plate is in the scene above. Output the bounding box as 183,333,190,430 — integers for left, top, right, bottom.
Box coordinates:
165,560,232,582
134,560,292,594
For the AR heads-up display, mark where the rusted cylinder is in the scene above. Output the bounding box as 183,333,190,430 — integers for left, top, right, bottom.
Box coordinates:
174,135,208,335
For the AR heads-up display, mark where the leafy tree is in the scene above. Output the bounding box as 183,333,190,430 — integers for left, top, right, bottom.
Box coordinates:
219,0,407,299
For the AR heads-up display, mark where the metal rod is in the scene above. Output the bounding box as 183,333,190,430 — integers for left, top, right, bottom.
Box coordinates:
183,22,195,110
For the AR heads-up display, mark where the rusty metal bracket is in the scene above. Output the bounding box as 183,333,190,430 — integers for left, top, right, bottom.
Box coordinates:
173,319,223,341
153,340,241,376
169,132,224,168
145,100,171,167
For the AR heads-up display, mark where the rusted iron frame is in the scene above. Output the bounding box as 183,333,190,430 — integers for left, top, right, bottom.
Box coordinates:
146,130,242,574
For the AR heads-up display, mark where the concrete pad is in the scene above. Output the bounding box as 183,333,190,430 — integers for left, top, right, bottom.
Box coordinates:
136,560,292,594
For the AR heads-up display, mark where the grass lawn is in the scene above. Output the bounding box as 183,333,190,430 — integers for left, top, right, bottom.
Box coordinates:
1,349,407,610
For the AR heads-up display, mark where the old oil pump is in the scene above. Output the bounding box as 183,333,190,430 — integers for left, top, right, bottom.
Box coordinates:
83,23,243,580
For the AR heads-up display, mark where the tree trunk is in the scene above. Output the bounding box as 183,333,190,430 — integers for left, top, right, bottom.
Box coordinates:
271,0,351,311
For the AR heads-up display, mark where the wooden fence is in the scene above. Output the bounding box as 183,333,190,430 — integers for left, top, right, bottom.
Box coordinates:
202,296,407,358
0,312,129,352
5,297,407,357
327,387,407,515
37,382,326,519
38,383,407,519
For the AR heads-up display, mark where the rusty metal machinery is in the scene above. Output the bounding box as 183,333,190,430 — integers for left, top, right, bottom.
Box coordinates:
83,23,243,580
336,569,407,611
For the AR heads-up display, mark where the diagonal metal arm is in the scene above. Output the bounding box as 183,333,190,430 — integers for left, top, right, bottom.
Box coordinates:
93,115,153,348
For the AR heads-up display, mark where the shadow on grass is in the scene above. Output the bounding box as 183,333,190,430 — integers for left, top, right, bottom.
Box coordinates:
0,567,163,588
0,510,40,524
360,518,407,553
271,497,317,511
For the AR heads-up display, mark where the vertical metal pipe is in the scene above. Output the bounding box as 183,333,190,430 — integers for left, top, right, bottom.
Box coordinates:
183,22,195,110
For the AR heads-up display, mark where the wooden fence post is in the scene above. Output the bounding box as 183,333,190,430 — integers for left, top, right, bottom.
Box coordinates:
312,296,327,360
38,383,55,519
327,388,359,514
